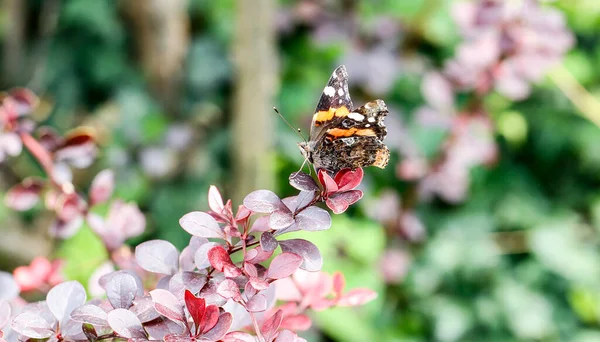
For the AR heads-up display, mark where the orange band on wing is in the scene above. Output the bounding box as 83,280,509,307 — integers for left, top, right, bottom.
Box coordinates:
327,127,376,138
313,106,350,124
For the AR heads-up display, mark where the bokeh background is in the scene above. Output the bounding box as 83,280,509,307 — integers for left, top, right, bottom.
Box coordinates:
2,0,600,341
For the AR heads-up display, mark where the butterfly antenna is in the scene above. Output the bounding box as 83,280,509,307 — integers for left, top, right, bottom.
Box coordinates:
273,107,308,143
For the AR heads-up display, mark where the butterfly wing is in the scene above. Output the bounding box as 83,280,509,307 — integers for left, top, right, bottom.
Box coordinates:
309,65,354,141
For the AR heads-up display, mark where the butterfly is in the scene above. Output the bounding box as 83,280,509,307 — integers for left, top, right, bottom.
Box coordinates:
298,65,389,174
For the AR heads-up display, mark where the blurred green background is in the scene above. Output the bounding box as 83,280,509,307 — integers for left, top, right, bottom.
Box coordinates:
3,0,600,341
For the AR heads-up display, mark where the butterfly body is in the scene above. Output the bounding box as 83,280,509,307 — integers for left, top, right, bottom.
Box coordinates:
298,65,389,173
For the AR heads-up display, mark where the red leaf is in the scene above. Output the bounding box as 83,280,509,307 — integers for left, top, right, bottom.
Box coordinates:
325,190,363,214
261,309,283,341
266,253,303,279
208,245,234,272
184,290,206,332
333,168,363,192
199,304,220,334
89,169,114,205
201,312,233,341
317,170,338,193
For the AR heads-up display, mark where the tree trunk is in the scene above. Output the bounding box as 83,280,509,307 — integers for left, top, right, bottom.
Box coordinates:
121,0,190,115
231,0,277,203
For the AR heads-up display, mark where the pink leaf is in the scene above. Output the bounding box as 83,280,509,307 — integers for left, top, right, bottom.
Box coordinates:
208,185,225,214
250,215,271,233
267,253,303,279
260,232,278,252
235,205,252,222
249,276,270,291
179,211,224,239
244,246,274,264
261,309,283,341
11,312,54,339
280,314,312,331
278,239,322,272
333,168,363,192
275,330,307,342
89,169,114,205
332,272,345,298
243,190,285,213
317,170,338,193
217,279,241,301
5,178,43,211
325,190,363,214
289,172,319,192
222,331,256,342
337,288,378,307
245,293,267,312
135,240,180,275
150,289,185,324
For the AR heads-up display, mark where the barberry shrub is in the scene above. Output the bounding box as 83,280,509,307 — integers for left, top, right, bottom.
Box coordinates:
0,90,376,341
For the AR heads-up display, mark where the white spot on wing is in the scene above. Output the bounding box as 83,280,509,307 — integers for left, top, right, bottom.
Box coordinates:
348,112,365,121
338,88,344,96
367,117,376,123
323,86,335,97
365,124,370,127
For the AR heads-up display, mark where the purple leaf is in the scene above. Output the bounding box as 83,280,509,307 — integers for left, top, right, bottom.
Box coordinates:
243,190,285,213
144,317,185,340
282,191,316,212
202,312,233,341
245,293,267,312
295,206,331,231
266,253,303,279
326,190,363,214
216,279,241,301
0,300,11,328
260,232,278,252
194,242,219,269
150,289,185,324
0,271,18,301
289,172,319,191
270,209,295,230
89,169,114,205
179,211,224,239
4,178,43,211
279,239,323,272
168,272,207,300
135,240,179,275
180,237,208,271
130,295,161,323
47,281,86,326
107,308,147,339
70,304,108,326
11,311,55,339
104,271,138,309
99,270,144,298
